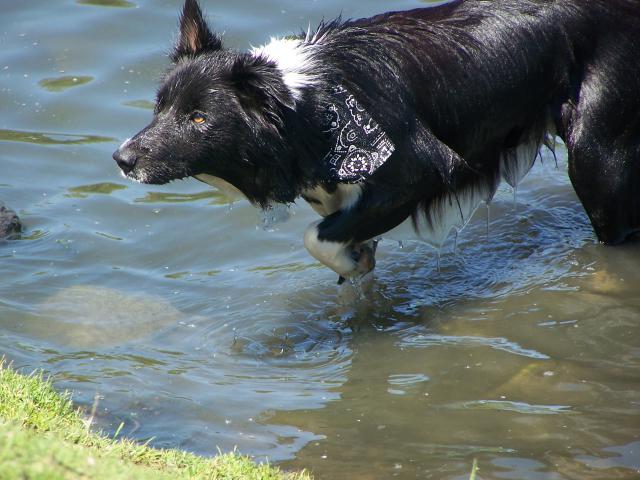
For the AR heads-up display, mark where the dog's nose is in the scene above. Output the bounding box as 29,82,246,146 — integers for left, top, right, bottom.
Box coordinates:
112,146,138,174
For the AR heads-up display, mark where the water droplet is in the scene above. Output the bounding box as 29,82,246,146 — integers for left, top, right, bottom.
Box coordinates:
485,201,491,239
453,229,458,254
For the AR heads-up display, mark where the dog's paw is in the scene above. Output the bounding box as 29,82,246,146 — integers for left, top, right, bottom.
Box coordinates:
351,240,377,274
337,241,377,284
304,221,376,279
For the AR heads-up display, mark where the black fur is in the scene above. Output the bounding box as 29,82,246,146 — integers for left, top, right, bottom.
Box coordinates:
114,0,640,277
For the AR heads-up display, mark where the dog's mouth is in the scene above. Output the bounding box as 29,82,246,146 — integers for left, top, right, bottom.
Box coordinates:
119,168,147,184
118,161,194,186
114,147,192,185
113,140,191,185
119,169,246,204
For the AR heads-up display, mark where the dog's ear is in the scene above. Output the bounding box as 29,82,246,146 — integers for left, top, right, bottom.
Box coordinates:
230,55,296,124
172,0,223,61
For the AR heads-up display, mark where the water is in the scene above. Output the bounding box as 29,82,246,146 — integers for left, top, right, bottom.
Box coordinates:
2,1,640,479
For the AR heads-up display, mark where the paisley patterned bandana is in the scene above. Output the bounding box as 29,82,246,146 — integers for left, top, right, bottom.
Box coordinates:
322,85,395,183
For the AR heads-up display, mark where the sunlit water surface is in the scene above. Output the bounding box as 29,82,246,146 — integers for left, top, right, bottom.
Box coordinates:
1,1,639,479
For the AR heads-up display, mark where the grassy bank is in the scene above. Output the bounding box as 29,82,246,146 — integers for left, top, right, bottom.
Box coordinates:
0,360,311,479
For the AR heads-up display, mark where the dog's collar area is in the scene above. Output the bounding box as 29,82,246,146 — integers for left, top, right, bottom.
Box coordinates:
321,85,395,183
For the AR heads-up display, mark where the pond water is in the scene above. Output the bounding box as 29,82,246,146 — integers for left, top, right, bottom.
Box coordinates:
1,1,639,479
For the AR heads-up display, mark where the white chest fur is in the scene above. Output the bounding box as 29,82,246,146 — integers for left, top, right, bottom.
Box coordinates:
301,184,363,217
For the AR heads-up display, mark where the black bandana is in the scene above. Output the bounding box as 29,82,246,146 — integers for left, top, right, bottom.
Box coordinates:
322,85,395,183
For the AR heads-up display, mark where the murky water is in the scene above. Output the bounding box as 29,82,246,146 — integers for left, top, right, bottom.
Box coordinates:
1,1,639,479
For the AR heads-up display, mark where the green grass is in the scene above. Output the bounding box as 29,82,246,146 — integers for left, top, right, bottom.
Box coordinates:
469,458,479,480
0,360,312,479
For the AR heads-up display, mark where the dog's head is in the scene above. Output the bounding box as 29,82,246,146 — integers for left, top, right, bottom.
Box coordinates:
113,0,300,205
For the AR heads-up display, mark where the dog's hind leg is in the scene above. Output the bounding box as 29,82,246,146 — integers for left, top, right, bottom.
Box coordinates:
562,44,640,244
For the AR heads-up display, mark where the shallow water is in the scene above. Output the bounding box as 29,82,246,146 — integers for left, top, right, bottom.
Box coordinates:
1,1,639,479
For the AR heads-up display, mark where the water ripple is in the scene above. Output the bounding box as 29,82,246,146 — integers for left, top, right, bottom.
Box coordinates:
399,334,551,359
447,400,574,415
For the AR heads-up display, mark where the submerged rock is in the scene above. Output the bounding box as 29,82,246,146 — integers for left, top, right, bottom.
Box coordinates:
36,285,183,348
0,203,21,239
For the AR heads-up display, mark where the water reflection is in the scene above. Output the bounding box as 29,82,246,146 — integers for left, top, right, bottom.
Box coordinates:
39,76,93,93
66,183,127,198
135,190,232,205
0,129,114,145
77,0,136,7
123,100,155,110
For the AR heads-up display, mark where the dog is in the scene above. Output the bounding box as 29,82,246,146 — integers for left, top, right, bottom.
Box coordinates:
113,0,640,282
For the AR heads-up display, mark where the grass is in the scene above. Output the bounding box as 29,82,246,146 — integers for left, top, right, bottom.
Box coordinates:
0,360,312,479
469,458,479,480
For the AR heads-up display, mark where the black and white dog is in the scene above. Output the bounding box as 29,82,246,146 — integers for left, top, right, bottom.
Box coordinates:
114,0,640,281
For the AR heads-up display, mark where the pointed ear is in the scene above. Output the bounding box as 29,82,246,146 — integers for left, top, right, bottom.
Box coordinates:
230,55,296,123
172,0,222,61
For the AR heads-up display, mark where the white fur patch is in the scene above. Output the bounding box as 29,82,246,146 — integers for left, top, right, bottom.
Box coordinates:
304,220,358,276
385,126,553,248
301,184,362,217
251,38,318,101
385,183,497,248
120,169,143,184
500,137,540,189
500,120,556,189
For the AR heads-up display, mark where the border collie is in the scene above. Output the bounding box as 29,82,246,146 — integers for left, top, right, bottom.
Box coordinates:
114,0,640,281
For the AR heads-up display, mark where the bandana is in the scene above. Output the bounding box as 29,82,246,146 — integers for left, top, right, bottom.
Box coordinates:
322,85,395,183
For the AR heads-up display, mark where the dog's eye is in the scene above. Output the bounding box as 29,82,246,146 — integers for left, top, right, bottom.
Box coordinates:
190,113,206,124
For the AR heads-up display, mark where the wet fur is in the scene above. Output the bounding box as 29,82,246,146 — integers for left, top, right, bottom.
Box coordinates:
114,0,640,277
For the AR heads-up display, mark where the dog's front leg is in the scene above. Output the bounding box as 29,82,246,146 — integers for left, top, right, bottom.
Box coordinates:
303,187,417,280
304,220,378,280
303,123,461,279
